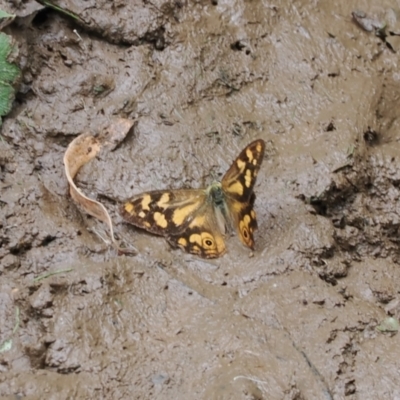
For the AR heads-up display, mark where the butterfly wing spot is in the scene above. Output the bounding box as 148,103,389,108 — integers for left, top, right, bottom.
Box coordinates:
157,193,170,209
141,195,152,211
189,232,216,250
191,245,201,254
237,158,246,172
138,211,146,218
246,148,254,163
124,202,135,214
171,234,218,258
228,181,244,196
252,159,257,165
178,237,187,247
172,202,201,225
189,233,203,246
244,169,252,188
189,214,206,228
241,215,251,236
239,214,255,249
154,211,168,228
187,232,224,258
250,209,256,219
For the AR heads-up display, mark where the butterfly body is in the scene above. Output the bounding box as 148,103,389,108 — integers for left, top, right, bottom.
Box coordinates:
120,139,265,258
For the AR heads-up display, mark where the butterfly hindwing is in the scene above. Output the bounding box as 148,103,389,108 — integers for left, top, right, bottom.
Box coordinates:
168,203,226,258
225,192,258,249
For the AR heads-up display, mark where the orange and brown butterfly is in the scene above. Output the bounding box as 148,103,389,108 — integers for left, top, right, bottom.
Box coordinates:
120,139,265,258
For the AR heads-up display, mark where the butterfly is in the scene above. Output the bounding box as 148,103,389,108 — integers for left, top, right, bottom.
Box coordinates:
120,139,265,258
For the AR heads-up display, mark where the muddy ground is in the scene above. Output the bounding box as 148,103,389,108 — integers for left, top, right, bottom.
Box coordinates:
1,0,400,398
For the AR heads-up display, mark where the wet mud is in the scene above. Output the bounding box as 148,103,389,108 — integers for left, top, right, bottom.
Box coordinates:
1,0,400,398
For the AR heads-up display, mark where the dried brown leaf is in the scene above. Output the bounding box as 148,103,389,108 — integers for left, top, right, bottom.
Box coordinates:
63,118,136,255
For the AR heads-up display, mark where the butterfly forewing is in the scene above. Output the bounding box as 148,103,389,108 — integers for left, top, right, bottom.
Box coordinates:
120,189,207,236
221,139,265,202
221,139,265,249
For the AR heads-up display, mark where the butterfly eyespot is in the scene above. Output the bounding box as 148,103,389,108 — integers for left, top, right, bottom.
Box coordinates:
205,239,213,247
242,228,249,239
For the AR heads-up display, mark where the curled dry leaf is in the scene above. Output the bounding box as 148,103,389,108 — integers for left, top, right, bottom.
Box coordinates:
63,118,136,255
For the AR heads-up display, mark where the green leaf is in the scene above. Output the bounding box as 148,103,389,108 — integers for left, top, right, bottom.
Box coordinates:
0,10,15,20
0,31,20,123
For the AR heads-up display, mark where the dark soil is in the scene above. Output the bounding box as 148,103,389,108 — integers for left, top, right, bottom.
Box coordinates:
1,1,400,398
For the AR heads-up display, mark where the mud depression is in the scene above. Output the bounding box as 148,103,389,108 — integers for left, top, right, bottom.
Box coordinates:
1,0,400,398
